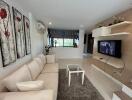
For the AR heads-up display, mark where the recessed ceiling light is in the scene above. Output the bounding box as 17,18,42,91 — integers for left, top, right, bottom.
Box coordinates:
49,22,52,25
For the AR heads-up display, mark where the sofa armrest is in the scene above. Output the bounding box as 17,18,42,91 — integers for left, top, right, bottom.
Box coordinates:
0,90,53,100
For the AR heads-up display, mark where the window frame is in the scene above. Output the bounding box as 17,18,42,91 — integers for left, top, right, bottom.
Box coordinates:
50,37,78,47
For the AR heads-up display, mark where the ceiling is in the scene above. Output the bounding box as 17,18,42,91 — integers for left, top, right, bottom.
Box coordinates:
15,0,132,31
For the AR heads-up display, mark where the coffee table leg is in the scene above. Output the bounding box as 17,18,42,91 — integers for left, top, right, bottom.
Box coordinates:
77,67,79,76
66,68,68,77
68,72,71,86
82,72,85,85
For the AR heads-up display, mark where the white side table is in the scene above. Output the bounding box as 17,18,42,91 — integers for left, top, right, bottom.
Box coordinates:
67,64,85,86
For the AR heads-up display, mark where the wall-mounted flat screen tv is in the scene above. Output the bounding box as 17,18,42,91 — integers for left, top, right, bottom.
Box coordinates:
98,40,121,58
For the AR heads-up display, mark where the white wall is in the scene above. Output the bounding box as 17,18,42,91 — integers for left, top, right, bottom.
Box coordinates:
29,13,45,57
0,0,45,79
43,29,48,46
53,29,85,59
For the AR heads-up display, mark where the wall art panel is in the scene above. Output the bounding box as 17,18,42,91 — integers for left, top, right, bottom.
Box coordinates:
0,0,16,66
12,7,26,58
23,16,31,55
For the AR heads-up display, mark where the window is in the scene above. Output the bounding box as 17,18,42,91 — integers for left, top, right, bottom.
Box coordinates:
52,38,79,47
53,38,63,47
64,39,73,47
48,28,79,47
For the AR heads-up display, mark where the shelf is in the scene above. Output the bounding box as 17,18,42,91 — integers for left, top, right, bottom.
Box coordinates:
113,91,132,100
100,32,130,37
122,82,132,98
92,21,132,37
107,21,132,28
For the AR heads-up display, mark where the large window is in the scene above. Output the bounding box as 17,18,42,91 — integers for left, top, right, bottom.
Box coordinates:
48,29,79,47
52,38,78,47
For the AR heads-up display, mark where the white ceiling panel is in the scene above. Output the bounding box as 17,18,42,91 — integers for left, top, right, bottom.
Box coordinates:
14,0,132,30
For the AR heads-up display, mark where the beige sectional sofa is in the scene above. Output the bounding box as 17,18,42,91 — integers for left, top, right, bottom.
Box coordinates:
0,54,59,100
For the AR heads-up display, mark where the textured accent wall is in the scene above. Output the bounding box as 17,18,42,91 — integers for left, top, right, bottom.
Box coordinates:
93,8,132,72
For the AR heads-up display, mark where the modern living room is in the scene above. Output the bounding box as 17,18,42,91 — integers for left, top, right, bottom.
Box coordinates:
0,0,132,100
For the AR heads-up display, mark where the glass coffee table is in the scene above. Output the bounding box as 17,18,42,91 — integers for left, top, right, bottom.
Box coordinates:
66,64,85,86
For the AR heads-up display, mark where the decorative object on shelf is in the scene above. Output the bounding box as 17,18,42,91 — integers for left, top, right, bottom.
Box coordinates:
23,16,31,55
0,0,16,66
12,7,26,58
107,21,132,28
97,24,103,28
108,23,113,26
36,21,46,34
97,16,125,28
45,45,52,55
109,16,124,26
113,19,123,24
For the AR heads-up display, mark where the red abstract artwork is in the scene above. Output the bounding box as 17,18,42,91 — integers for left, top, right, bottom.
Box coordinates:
12,7,26,58
0,0,16,66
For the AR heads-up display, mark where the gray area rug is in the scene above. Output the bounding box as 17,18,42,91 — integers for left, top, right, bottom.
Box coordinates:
57,69,104,100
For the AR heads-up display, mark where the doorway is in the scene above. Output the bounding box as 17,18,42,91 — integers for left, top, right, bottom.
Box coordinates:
87,34,94,54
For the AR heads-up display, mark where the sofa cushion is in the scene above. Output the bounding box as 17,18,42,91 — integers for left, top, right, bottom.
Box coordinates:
0,90,53,100
46,55,55,64
39,54,46,66
37,73,58,100
16,80,44,92
2,65,32,92
27,60,41,80
41,63,59,73
33,57,43,70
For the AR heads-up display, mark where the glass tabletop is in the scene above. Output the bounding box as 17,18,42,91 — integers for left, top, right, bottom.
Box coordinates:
67,64,82,71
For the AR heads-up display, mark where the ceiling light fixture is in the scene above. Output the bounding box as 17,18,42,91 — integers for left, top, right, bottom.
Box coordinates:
49,22,52,25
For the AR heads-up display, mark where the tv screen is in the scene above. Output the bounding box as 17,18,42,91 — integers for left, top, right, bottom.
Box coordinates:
98,40,121,58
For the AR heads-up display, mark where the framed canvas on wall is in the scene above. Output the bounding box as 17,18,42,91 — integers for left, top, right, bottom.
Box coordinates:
0,0,16,66
12,7,26,58
23,16,31,55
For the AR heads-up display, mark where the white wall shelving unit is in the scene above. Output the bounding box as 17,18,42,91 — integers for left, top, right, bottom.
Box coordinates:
100,32,130,37
92,27,111,37
92,21,132,37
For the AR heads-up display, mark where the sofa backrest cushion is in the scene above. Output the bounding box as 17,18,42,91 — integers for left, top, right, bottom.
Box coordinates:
27,60,41,80
46,55,55,64
34,57,43,71
2,65,32,92
39,54,46,66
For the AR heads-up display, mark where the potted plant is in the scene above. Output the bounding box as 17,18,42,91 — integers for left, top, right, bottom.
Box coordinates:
45,45,52,55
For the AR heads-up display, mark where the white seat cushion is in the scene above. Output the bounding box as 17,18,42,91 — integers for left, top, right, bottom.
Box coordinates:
46,55,55,64
16,80,44,92
41,63,59,73
0,90,53,100
37,73,58,100
27,60,41,80
2,65,32,92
